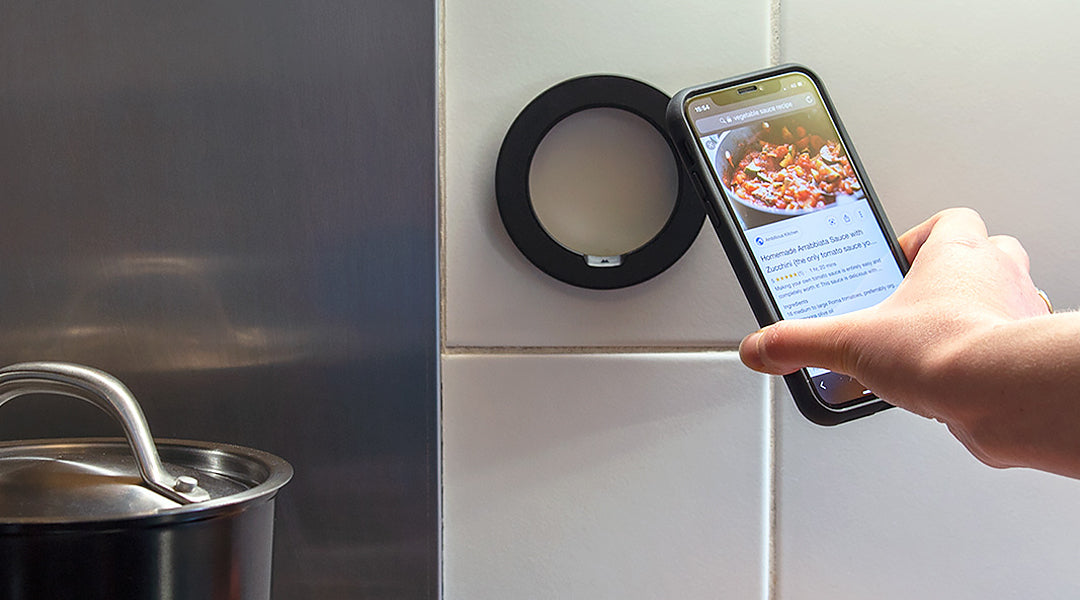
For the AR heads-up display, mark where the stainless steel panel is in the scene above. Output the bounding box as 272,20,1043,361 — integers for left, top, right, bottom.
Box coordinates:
0,2,438,598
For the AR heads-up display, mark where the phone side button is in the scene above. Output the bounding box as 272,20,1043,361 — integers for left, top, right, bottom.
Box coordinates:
688,170,706,198
680,140,695,164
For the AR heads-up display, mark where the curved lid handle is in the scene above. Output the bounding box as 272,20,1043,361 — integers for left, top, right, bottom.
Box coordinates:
0,361,210,504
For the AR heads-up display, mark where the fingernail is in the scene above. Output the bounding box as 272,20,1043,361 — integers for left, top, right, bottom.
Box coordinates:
740,329,766,371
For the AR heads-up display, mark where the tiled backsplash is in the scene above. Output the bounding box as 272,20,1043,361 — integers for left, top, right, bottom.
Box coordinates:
443,0,1080,597
443,0,765,348
443,353,769,598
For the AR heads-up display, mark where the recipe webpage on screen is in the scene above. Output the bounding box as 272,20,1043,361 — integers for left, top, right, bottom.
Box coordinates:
694,97,905,323
745,201,902,320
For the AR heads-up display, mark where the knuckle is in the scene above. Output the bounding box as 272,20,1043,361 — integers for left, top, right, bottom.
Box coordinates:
941,206,982,221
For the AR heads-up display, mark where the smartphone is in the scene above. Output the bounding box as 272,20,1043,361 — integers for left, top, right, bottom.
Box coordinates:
667,64,908,425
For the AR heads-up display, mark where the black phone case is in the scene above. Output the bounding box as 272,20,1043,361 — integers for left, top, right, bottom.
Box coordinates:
666,64,909,426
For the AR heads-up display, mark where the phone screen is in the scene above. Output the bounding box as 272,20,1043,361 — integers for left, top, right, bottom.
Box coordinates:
685,71,905,408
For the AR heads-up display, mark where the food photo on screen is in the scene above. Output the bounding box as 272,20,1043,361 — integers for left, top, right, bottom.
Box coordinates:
705,111,864,229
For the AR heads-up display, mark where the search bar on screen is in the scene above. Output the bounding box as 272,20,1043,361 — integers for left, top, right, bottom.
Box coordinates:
694,93,816,134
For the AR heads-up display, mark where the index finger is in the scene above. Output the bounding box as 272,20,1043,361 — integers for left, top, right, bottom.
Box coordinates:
898,207,990,264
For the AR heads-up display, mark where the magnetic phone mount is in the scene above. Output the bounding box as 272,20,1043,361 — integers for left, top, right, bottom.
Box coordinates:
495,75,704,289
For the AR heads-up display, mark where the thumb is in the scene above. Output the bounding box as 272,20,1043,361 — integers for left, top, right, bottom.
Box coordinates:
739,317,858,376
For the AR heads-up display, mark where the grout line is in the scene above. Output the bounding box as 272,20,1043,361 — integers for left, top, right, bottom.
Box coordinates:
766,1,782,595
766,376,778,600
768,0,783,66
443,345,740,356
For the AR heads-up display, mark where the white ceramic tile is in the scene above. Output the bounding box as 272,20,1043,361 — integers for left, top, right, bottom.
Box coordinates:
444,0,768,348
775,392,1080,599
442,352,769,599
780,1,1080,308
777,7,1080,596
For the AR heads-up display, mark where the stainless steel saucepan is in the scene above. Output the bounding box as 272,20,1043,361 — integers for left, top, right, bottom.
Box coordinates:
0,361,292,600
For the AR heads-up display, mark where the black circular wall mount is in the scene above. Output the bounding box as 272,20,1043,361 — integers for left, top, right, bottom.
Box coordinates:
495,75,704,290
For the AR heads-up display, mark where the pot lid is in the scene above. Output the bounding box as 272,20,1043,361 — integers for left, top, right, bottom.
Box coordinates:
0,362,292,525
0,438,289,523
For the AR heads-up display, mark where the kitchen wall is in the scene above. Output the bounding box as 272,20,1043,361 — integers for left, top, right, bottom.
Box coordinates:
442,1,1080,598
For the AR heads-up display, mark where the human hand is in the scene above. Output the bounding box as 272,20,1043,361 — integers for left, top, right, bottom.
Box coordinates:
739,208,1080,477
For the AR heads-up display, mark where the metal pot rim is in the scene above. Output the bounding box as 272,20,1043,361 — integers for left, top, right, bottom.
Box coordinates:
0,436,293,529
